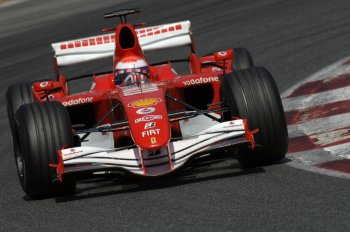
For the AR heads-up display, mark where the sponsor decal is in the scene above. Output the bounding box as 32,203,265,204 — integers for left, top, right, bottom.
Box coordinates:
63,148,83,157
212,67,222,72
144,122,156,129
142,129,160,137
128,98,161,108
223,121,243,129
40,81,49,88
218,51,227,56
182,76,219,86
135,115,162,123
150,137,157,144
136,107,156,115
62,97,93,107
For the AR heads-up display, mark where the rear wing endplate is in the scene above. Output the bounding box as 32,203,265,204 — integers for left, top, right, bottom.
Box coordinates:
52,21,192,67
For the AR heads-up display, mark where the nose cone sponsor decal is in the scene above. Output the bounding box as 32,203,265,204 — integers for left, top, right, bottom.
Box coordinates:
136,107,156,115
144,122,156,129
128,98,161,108
142,129,160,137
150,137,157,144
121,91,170,150
135,115,162,123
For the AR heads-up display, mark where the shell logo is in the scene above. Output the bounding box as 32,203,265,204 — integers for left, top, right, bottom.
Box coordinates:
128,98,161,108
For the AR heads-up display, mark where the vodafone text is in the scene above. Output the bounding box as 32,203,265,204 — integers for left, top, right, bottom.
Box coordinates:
62,97,93,106
182,76,219,86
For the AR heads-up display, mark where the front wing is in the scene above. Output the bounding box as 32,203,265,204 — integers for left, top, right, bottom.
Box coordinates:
52,119,256,179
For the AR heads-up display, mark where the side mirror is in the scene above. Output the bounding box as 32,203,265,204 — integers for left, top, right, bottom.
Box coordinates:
33,81,55,92
214,49,234,61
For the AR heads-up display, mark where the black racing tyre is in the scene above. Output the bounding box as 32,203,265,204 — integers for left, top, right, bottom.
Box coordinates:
220,67,288,167
6,82,34,133
233,48,254,70
15,101,76,198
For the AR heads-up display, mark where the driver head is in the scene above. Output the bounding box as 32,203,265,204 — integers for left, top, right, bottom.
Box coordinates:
114,58,150,86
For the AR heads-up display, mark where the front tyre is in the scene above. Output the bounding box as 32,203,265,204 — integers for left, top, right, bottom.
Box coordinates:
15,101,76,198
220,67,288,167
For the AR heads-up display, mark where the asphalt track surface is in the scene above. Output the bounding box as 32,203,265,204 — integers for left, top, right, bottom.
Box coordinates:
1,0,350,231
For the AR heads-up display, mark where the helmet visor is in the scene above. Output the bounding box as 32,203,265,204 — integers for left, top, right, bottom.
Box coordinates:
115,67,150,85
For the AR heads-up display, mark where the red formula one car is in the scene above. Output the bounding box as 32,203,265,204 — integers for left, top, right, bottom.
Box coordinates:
6,8,288,198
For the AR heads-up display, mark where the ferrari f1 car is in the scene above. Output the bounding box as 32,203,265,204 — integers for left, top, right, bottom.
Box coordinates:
6,8,288,198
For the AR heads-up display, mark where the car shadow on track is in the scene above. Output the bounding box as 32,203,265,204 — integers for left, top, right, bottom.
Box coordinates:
54,153,282,203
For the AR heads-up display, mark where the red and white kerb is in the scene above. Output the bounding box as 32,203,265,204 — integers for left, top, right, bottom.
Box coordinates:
283,57,350,175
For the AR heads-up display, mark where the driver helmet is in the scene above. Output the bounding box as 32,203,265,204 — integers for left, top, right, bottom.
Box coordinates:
114,59,150,86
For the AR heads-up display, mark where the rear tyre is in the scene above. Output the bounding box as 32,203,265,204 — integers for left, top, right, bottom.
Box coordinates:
220,67,288,167
15,101,76,198
233,48,254,70
6,82,34,133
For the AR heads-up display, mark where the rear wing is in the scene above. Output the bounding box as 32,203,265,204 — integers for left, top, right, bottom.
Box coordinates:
52,21,193,67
